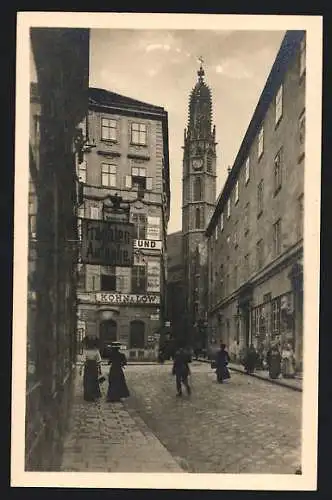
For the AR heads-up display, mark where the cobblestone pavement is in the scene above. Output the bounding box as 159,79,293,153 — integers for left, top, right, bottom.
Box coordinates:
123,362,302,474
60,369,183,472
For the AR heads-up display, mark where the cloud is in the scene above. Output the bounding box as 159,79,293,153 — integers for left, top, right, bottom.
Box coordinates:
145,43,171,52
215,59,252,79
147,68,158,77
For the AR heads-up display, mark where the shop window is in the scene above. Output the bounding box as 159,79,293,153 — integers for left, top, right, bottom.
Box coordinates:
271,298,281,338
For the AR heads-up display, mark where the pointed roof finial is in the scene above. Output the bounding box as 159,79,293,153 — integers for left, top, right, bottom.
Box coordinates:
197,56,205,80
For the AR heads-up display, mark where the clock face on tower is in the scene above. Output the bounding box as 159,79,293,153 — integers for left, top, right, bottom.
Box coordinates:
192,158,203,171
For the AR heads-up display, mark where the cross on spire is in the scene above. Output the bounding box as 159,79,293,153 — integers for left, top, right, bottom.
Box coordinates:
197,56,205,80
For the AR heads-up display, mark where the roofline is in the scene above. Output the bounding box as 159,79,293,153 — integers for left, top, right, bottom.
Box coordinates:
206,30,305,237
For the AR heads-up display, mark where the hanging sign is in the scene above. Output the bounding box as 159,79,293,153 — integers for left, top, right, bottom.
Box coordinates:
81,219,134,267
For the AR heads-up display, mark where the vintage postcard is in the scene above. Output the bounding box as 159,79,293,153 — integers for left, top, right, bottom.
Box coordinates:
11,12,322,490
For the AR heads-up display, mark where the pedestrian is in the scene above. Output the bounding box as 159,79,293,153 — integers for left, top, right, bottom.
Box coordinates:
215,343,231,383
80,336,102,402
244,344,258,375
172,344,191,397
267,343,282,379
106,342,130,403
281,342,296,378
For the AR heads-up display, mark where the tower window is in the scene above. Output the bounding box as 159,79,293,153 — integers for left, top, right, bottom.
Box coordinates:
195,207,202,229
193,176,202,201
300,37,306,78
207,156,213,172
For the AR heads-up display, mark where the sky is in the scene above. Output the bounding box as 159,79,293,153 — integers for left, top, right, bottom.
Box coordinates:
90,29,285,234
31,28,285,235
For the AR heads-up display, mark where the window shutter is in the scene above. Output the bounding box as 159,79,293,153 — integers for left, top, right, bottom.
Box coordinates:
125,175,132,188
90,206,99,219
146,177,153,190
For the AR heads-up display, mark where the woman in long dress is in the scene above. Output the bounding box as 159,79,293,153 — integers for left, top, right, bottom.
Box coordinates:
281,343,296,378
267,344,282,379
215,343,231,383
81,336,102,401
106,344,130,402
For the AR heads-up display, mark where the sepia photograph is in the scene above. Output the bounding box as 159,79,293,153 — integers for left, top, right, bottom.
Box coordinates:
11,12,322,490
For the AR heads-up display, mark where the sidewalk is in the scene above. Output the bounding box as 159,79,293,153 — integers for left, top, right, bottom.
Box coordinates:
60,368,183,473
199,359,302,392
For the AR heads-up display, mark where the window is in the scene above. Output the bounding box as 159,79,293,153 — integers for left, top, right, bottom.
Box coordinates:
220,212,224,231
194,176,202,201
244,253,250,280
101,163,117,187
131,122,147,146
244,202,250,234
273,219,282,256
271,298,281,337
256,239,264,269
257,180,264,216
90,206,99,219
77,263,85,290
275,84,283,125
245,157,250,184
225,274,230,296
215,226,218,241
207,156,213,172
101,266,116,291
131,265,147,294
101,117,117,141
299,109,305,146
132,213,147,240
300,37,306,77
298,193,304,239
227,198,231,219
258,126,264,158
234,221,238,248
235,180,239,204
29,214,36,239
195,207,201,229
234,265,238,290
274,149,282,194
78,160,87,183
126,166,152,195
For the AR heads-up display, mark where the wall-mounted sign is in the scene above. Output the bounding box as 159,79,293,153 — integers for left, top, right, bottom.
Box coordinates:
134,239,162,251
95,293,160,305
81,218,134,267
147,216,160,240
147,260,160,293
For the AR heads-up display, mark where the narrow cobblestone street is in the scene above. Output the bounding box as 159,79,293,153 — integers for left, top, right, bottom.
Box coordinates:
60,361,301,474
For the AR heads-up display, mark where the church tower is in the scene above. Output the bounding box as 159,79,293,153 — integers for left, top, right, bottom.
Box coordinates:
181,61,217,340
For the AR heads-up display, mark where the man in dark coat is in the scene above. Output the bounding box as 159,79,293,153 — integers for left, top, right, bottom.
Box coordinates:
215,343,231,383
172,346,191,397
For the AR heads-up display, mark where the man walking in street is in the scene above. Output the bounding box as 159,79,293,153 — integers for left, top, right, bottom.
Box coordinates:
172,344,191,397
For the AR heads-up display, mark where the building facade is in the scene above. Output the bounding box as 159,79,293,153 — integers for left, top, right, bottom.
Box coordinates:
26,28,89,470
76,88,170,360
206,31,305,369
166,231,186,343
181,64,217,344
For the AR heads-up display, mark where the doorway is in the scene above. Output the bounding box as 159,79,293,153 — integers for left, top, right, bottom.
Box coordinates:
129,320,145,349
99,319,117,355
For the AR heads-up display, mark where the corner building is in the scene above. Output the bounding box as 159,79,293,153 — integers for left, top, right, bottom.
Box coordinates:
206,31,305,370
76,88,170,360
